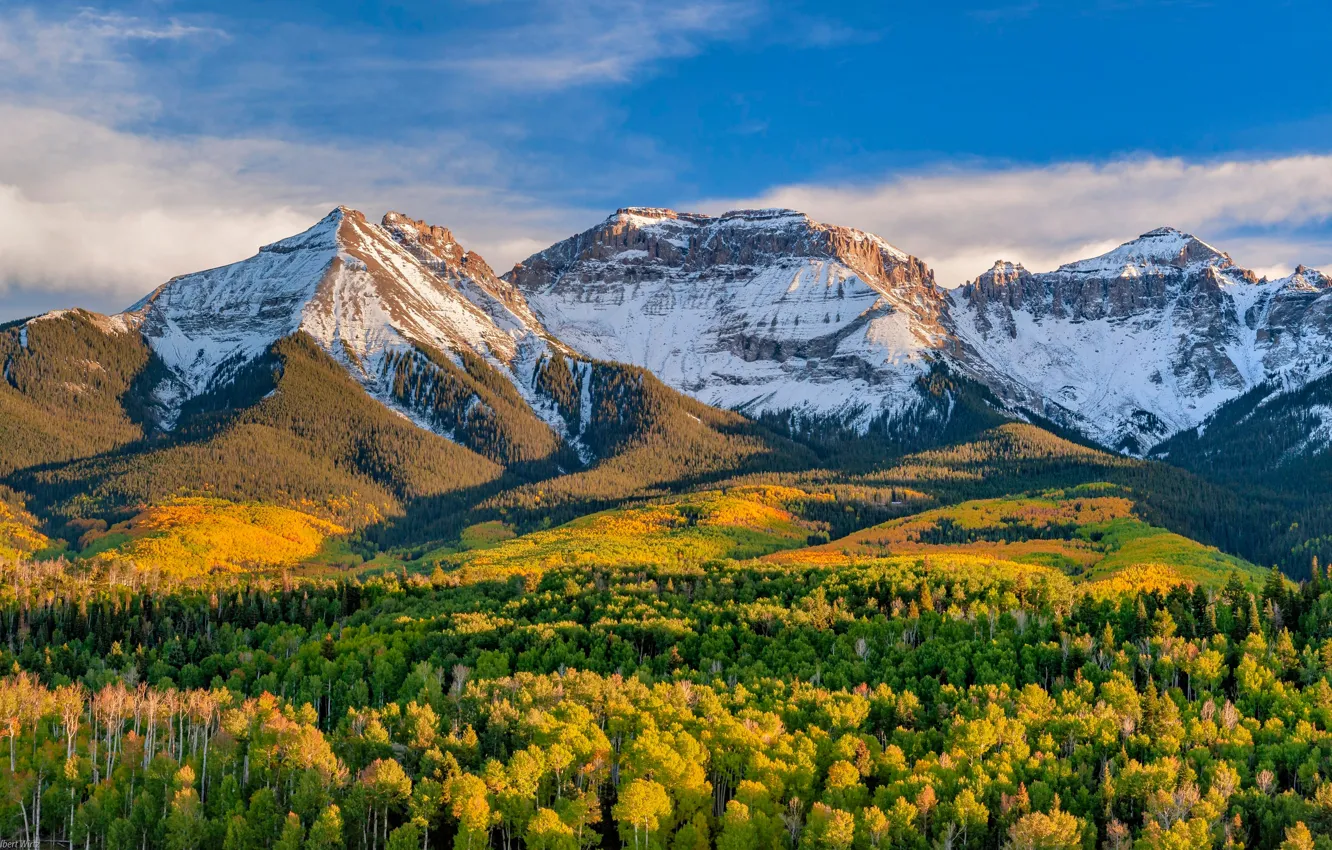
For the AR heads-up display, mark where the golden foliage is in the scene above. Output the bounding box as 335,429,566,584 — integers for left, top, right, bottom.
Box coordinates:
92,497,345,579
445,486,822,585
1081,563,1198,599
0,493,49,561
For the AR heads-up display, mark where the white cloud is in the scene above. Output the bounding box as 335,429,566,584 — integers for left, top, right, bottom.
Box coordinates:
0,105,590,319
704,156,1332,285
445,0,757,90
0,108,311,308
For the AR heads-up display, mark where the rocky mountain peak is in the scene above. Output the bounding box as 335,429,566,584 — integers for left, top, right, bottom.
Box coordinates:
250,207,345,258
610,207,712,227
947,224,1332,455
506,206,948,430
1275,264,1332,292
379,211,501,281
511,206,929,297
382,211,458,256
959,261,1037,325
1058,226,1230,275
124,206,558,430
976,260,1030,284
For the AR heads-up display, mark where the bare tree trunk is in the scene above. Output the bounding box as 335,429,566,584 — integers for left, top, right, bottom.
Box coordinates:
201,726,210,802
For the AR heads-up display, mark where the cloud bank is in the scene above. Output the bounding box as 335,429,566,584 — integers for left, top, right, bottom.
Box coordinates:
0,104,589,317
706,156,1332,286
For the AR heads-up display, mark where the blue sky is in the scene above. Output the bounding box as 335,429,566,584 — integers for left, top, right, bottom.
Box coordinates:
1,0,1330,318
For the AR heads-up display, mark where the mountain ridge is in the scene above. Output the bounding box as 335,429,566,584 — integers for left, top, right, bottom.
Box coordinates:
506,204,951,432
502,206,1332,456
952,225,1332,453
10,206,1330,467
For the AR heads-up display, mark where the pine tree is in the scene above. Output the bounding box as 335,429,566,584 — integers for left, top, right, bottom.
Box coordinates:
1191,585,1211,635
1133,597,1150,641
1263,566,1287,609
1246,593,1263,637
274,813,304,850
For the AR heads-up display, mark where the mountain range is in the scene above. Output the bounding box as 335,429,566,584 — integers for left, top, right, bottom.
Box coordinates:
514,208,1332,456
4,203,1331,573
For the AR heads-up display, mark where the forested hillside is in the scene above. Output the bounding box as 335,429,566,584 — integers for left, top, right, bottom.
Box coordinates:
10,333,507,535
0,310,160,475
2,519,1330,849
0,321,810,554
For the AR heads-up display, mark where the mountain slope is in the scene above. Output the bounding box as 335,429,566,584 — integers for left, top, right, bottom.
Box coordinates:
508,207,951,432
950,228,1332,453
1154,370,1332,481
13,333,506,533
482,354,818,530
0,309,162,476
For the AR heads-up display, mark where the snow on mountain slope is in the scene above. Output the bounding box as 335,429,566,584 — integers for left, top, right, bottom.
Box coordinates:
1056,226,1229,275
951,227,1332,452
1244,265,1332,383
507,207,951,429
128,207,565,435
110,205,1332,460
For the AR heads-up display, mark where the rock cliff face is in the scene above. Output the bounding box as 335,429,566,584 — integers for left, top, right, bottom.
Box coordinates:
1248,265,1332,380
379,211,542,330
950,228,1332,453
508,207,951,429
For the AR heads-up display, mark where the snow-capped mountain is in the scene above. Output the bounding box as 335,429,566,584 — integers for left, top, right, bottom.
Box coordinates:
507,207,951,429
950,228,1332,452
508,210,1332,455
37,203,1324,463
128,207,566,437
